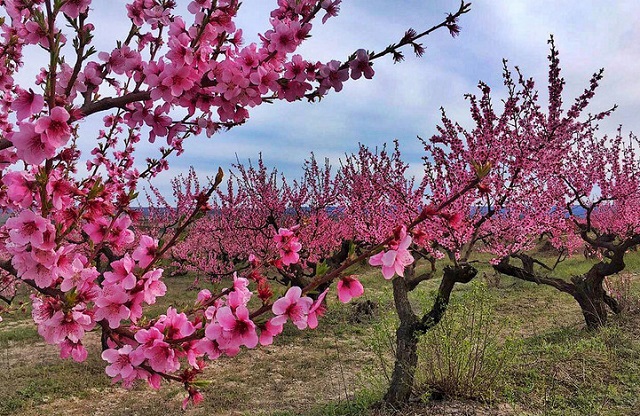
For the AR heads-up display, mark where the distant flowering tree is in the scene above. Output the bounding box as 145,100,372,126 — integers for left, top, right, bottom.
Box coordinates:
490,124,640,329
327,141,482,405
0,0,472,407
429,39,638,333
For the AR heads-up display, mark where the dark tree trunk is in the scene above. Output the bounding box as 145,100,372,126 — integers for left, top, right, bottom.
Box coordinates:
382,264,477,408
573,289,609,329
570,264,623,330
418,265,477,332
101,327,109,351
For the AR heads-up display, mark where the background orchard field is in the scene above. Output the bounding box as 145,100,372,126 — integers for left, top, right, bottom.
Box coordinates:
2,249,640,416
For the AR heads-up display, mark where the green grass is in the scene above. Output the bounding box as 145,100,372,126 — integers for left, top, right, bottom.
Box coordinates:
0,325,39,345
504,319,640,415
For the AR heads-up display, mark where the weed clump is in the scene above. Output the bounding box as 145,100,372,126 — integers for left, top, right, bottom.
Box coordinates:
415,283,517,403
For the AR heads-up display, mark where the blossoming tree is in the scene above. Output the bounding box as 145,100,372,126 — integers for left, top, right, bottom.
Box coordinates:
478,41,639,330
490,125,640,329
0,0,473,407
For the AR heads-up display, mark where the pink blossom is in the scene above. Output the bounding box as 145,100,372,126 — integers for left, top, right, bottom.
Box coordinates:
197,289,212,304
307,288,329,329
321,0,341,24
144,106,172,142
128,292,145,323
369,234,414,279
31,295,58,325
99,45,141,75
182,388,204,410
349,49,374,80
156,307,196,340
82,61,103,88
274,227,302,265
5,210,50,247
18,255,56,288
336,275,364,303
139,333,180,373
227,273,252,308
94,284,131,328
441,211,464,229
60,339,88,362
212,61,250,102
283,55,310,82
110,215,135,248
204,304,219,321
46,175,75,209
102,345,144,379
11,88,44,120
59,258,98,293
34,106,71,148
83,216,110,244
133,326,179,373
205,305,259,352
161,64,196,97
2,171,34,208
259,318,284,346
60,0,91,19
271,286,313,329
132,235,158,268
142,269,167,304
277,79,312,102
135,326,165,349
29,245,56,269
104,255,137,290
318,60,349,93
49,307,94,343
249,65,279,94
167,29,194,66
188,0,212,14
196,338,222,360
268,21,299,54
22,20,49,47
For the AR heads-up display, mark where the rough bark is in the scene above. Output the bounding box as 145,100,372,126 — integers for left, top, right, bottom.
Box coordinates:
383,267,420,407
570,251,625,329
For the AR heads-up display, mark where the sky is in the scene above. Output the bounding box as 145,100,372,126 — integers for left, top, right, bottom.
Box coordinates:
22,1,640,198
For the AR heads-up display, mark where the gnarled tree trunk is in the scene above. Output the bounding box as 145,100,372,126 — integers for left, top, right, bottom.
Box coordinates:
570,264,623,329
494,252,626,330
